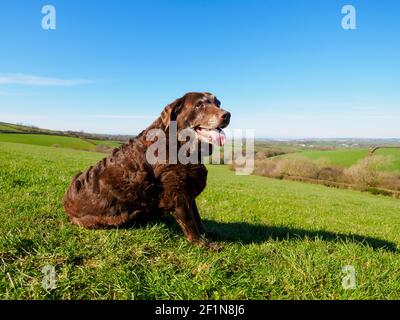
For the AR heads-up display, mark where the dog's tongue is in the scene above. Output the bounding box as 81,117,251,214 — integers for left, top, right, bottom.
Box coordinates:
209,129,226,146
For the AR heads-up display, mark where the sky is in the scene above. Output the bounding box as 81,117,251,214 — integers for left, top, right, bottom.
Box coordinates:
0,0,399,138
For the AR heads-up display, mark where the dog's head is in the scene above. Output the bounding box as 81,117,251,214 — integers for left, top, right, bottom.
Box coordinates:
160,92,231,146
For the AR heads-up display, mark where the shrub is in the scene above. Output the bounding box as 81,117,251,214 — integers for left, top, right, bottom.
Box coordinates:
375,172,400,191
251,156,320,179
273,156,320,179
243,152,400,194
344,155,394,187
253,159,279,177
317,167,345,182
94,144,113,153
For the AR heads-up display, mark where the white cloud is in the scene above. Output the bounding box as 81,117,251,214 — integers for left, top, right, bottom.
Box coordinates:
0,73,93,86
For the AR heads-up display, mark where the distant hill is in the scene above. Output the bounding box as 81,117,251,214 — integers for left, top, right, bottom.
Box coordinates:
0,121,126,153
0,121,65,135
0,121,134,143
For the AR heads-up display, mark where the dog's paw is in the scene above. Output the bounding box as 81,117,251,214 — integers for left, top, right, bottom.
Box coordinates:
204,241,224,251
192,238,223,251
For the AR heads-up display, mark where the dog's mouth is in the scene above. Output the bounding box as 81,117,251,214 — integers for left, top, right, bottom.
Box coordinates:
194,127,226,146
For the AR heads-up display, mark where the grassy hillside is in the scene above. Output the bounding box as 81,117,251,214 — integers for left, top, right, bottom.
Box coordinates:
0,123,23,132
0,133,122,152
0,121,63,134
281,149,370,167
0,122,124,150
86,138,121,148
0,133,98,151
374,148,400,172
279,148,400,172
1,141,399,299
301,149,370,167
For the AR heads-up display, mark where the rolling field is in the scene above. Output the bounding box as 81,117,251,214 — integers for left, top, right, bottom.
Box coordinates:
280,148,400,172
1,141,400,299
0,121,62,134
299,149,370,167
0,133,96,151
374,148,400,172
278,149,369,167
0,133,121,152
0,123,22,132
86,138,122,148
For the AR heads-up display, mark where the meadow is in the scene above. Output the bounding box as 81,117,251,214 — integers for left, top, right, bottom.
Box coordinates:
1,141,400,299
280,148,400,172
298,149,370,168
0,123,22,132
0,133,120,152
375,148,400,172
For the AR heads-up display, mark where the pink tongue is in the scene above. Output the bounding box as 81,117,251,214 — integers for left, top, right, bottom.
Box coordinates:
209,129,226,146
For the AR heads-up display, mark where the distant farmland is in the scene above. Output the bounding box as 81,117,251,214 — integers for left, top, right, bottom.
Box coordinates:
278,148,400,172
0,122,125,152
0,133,121,152
374,148,400,172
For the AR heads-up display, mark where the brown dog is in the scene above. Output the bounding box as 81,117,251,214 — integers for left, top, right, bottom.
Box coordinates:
63,92,231,249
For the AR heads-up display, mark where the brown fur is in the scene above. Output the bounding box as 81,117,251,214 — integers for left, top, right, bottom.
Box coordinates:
63,92,230,250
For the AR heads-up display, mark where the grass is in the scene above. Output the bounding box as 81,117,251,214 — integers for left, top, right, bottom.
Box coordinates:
1,141,400,299
0,123,122,152
374,148,400,172
280,148,400,172
0,133,104,151
288,149,370,167
0,122,61,134
87,139,122,148
0,123,22,132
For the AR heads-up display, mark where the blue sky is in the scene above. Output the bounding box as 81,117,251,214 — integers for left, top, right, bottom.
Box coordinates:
0,0,399,138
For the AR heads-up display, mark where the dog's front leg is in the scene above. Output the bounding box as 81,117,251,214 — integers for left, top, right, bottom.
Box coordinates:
173,202,222,251
191,200,219,241
191,200,205,234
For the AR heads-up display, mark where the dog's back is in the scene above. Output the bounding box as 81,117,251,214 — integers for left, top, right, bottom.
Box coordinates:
63,139,161,228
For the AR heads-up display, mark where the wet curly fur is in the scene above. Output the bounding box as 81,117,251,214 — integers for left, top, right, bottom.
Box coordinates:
63,92,230,249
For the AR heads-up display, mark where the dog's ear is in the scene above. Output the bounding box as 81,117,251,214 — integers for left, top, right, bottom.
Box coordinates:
160,97,184,130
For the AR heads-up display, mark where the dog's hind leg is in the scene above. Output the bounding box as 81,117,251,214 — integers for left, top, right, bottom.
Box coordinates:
69,211,132,229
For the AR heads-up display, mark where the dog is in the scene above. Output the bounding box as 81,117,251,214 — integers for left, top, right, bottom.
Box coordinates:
63,92,231,250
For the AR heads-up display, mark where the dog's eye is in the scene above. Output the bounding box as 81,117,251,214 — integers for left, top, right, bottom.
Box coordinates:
195,102,204,109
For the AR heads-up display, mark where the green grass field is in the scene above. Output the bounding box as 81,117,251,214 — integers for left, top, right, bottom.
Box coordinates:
1,141,400,299
374,148,400,172
0,122,62,134
87,138,122,148
279,148,400,172
0,133,97,151
300,149,370,167
0,123,22,132
0,122,122,152
280,149,369,167
0,133,121,152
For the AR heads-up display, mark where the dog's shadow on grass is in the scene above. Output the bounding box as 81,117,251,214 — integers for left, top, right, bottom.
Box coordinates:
200,219,399,253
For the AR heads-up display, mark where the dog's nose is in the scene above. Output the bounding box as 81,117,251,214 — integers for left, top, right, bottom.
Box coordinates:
221,111,231,121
